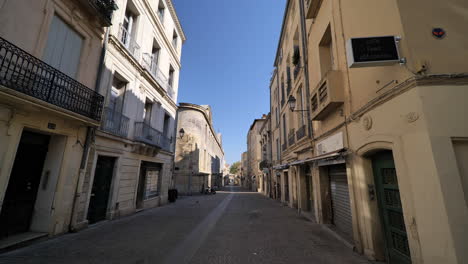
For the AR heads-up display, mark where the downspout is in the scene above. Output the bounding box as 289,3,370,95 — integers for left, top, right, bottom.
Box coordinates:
298,0,313,141
171,107,179,189
69,27,110,231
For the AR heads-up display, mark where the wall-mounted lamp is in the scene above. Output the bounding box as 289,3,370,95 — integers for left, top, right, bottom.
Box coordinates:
288,95,309,112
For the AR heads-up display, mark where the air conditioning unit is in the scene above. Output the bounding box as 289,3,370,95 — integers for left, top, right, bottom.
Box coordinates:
310,70,344,120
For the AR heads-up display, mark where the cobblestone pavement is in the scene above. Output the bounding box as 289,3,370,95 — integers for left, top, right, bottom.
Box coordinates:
0,186,370,264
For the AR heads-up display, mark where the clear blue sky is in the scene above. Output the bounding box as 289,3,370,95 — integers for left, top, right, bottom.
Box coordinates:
173,0,286,165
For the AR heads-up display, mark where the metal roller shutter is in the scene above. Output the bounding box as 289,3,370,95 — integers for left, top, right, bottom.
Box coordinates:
329,164,353,241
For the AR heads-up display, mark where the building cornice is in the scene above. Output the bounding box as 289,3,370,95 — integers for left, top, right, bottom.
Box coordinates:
273,0,292,67
179,103,224,154
166,0,186,42
140,0,182,68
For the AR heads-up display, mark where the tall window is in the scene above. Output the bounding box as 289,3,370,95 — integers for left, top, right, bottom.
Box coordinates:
297,86,305,126
163,114,171,138
282,114,287,143
319,25,334,77
172,31,178,49
143,100,152,124
122,9,137,47
168,66,175,87
276,138,280,160
151,40,161,68
43,15,83,78
109,76,126,113
157,1,165,22
275,107,279,127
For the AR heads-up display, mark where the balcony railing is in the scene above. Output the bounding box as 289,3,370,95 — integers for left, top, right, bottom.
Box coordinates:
141,53,175,100
288,129,296,146
259,160,271,170
100,107,130,137
0,37,104,121
88,0,117,26
294,63,301,79
119,25,140,60
134,122,171,152
282,142,287,151
296,125,306,140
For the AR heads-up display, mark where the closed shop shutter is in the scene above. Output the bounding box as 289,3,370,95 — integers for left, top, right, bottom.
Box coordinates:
329,164,353,241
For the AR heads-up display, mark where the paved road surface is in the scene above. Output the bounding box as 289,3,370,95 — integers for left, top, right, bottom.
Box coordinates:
0,186,370,264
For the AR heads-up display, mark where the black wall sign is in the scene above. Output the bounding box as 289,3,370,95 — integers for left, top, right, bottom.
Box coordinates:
351,36,399,63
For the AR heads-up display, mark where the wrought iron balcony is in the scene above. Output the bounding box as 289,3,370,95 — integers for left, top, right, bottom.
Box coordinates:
288,129,296,146
141,53,175,100
100,107,130,137
0,37,104,121
296,125,306,140
282,142,287,151
259,160,271,170
88,0,118,26
134,122,171,152
119,24,140,60
294,63,301,79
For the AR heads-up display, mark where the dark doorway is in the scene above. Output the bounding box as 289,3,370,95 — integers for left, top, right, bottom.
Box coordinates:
372,151,412,264
0,130,50,238
87,156,115,224
284,172,289,202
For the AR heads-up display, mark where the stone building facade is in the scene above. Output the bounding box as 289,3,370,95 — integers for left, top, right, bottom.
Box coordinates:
174,103,224,195
247,117,266,192
240,151,248,188
265,0,468,263
72,0,185,228
259,114,272,197
0,0,115,242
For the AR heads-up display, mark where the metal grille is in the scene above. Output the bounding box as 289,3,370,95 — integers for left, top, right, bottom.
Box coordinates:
119,24,141,60
296,125,306,140
89,0,117,25
391,231,411,256
318,82,328,103
134,122,171,151
100,107,130,137
384,189,402,207
311,94,318,112
288,129,295,146
382,168,398,185
388,210,406,230
0,36,104,121
141,53,174,99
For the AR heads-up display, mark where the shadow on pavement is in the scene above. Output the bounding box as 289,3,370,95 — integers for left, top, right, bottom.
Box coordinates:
218,186,257,194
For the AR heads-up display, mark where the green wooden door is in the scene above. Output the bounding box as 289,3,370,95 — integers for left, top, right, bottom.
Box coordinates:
372,151,412,264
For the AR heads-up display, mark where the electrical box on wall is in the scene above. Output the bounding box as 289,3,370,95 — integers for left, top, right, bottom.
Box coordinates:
346,36,401,68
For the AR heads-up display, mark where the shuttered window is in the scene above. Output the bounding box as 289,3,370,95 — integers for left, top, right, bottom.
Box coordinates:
43,15,83,78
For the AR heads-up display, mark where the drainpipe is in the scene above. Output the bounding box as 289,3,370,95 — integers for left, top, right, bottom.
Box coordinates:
171,108,179,189
69,27,110,232
298,0,313,140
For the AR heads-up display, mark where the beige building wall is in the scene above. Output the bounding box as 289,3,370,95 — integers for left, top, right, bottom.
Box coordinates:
72,0,186,228
303,0,468,263
247,118,266,192
0,0,112,237
174,103,224,195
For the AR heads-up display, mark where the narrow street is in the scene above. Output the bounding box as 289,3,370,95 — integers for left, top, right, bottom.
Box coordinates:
0,187,369,264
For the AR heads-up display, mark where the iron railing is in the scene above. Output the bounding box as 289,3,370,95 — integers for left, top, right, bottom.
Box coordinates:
294,63,301,79
296,125,306,140
119,24,140,60
134,122,171,151
141,53,175,100
288,129,296,146
0,37,104,121
100,107,130,137
89,0,117,26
